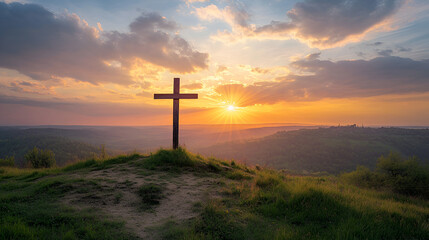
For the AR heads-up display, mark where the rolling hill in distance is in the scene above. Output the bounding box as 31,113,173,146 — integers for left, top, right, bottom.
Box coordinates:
0,124,317,167
201,126,429,173
2,124,429,173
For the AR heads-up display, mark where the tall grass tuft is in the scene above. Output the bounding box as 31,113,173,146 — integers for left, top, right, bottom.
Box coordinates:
140,147,198,169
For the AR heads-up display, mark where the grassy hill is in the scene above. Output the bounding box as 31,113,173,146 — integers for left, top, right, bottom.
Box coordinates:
201,126,429,173
1,149,428,239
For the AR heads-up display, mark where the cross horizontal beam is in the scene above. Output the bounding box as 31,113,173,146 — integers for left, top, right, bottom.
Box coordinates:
154,93,198,99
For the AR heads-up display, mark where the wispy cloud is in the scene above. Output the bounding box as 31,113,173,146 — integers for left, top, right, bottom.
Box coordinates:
182,82,203,90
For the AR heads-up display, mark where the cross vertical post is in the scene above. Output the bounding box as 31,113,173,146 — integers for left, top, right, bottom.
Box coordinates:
173,78,180,149
154,78,198,150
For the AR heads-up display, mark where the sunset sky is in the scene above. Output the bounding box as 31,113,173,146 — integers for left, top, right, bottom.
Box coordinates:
1,0,429,126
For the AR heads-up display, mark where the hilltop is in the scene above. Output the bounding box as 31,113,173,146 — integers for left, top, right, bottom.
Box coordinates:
201,126,429,173
1,148,428,239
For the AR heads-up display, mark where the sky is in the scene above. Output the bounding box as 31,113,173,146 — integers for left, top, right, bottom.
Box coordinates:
1,0,429,126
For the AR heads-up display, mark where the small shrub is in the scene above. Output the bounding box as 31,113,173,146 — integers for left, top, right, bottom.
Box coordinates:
25,147,56,168
343,152,429,198
377,153,429,197
0,156,15,167
341,165,382,189
138,184,164,210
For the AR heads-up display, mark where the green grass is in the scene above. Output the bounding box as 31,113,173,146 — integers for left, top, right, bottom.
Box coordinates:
138,183,165,210
139,147,199,170
224,170,252,180
135,147,247,176
63,153,143,171
151,166,429,240
1,148,429,239
0,175,137,239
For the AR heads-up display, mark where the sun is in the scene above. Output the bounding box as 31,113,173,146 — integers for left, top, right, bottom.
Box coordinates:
227,105,236,111
207,101,250,125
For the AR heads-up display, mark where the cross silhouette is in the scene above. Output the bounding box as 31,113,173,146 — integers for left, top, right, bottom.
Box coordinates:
154,78,198,149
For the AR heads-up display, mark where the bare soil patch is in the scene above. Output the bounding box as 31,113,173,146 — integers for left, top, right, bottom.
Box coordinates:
62,163,223,239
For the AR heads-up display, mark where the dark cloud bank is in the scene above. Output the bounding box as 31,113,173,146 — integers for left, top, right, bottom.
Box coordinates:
216,55,429,106
227,0,403,47
0,94,170,117
0,2,208,85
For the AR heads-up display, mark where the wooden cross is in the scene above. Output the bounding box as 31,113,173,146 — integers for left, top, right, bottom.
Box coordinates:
154,78,198,149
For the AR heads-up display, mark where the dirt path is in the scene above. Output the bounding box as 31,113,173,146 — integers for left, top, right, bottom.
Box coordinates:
62,163,222,239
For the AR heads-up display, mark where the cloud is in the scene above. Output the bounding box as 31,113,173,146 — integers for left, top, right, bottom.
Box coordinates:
197,0,403,48
182,83,203,90
217,65,228,73
0,2,208,85
250,67,270,74
368,41,384,46
191,24,206,31
0,94,169,117
281,0,402,47
377,49,394,56
194,4,224,21
215,55,429,106
397,46,411,52
186,0,208,5
1,78,54,95
194,3,250,31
